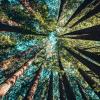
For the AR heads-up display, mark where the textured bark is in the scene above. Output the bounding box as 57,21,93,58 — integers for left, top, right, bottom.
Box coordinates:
58,0,66,20
78,68,100,98
20,0,35,14
59,75,66,100
63,46,100,76
47,72,53,100
76,48,100,64
58,53,76,100
0,19,20,27
71,3,100,27
25,67,42,100
65,0,94,26
0,22,47,36
61,25,100,41
76,81,88,100
0,49,40,96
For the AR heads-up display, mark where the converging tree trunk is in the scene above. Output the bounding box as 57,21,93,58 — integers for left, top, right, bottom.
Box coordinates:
58,53,76,100
58,0,66,20
0,49,40,97
71,3,100,27
63,46,100,76
78,68,100,98
47,72,53,100
76,48,100,64
61,25,100,41
25,67,42,100
76,80,88,100
59,74,66,100
65,0,94,26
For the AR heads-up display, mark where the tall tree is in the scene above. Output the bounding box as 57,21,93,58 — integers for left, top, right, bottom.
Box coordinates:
47,72,53,100
0,49,41,97
25,67,42,100
71,3,100,27
65,0,94,26
59,74,66,100
78,68,100,98
76,80,88,100
58,0,66,20
63,46,100,76
76,48,100,64
58,52,76,100
61,25,100,41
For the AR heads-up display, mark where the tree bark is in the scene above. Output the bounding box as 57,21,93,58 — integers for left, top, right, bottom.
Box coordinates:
63,46,100,76
71,3,100,27
58,52,76,100
25,67,42,100
76,80,88,100
65,0,94,26
0,49,40,97
59,75,66,100
76,48,100,64
61,25,100,41
78,68,100,98
47,72,53,100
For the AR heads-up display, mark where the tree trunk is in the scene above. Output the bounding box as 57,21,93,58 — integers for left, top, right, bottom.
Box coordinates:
71,3,100,27
65,0,94,26
59,74,66,100
0,50,39,97
25,67,42,100
47,72,53,100
58,53,76,100
76,48,100,63
61,25,100,41
0,22,47,36
76,80,88,100
78,68,100,98
58,0,66,20
63,46,100,76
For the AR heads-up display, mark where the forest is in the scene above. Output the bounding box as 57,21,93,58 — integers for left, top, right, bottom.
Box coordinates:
0,0,100,100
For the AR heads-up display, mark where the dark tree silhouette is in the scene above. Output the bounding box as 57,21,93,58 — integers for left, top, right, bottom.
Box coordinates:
61,25,100,41
58,0,66,20
58,53,76,100
71,3,100,27
76,80,88,100
78,68,100,98
63,46,100,76
59,74,66,100
65,0,94,26
25,67,42,100
76,48,100,64
47,72,53,100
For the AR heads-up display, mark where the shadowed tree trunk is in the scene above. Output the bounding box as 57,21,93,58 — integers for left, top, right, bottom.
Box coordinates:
0,49,41,97
65,0,94,26
47,72,53,100
0,45,39,62
58,0,66,20
76,48,100,64
78,68,100,98
58,53,76,100
20,0,35,14
59,74,66,100
0,22,47,36
76,80,88,100
20,0,45,25
0,19,20,27
25,67,42,100
61,25,100,41
71,3,100,27
68,34,100,41
63,46,100,76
